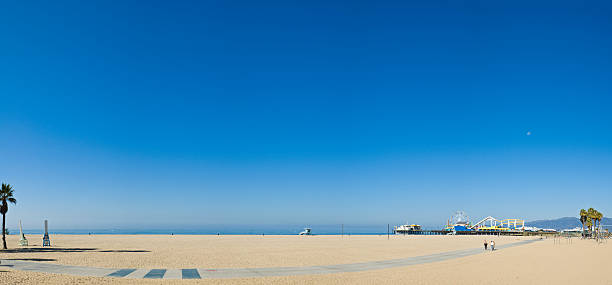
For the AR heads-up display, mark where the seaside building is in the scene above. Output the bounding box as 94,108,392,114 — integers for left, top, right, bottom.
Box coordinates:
393,224,422,234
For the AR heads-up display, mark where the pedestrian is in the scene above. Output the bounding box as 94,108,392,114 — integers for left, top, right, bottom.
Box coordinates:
491,240,495,251
484,239,488,250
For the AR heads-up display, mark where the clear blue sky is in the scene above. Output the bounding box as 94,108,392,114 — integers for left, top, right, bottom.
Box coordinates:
1,0,611,230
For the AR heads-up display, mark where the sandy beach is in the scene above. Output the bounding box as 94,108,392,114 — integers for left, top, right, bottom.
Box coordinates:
1,234,610,284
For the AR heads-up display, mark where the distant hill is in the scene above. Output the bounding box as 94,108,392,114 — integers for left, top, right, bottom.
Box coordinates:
525,217,612,230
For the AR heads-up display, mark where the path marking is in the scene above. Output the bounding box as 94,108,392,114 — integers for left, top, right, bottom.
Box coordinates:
182,268,201,279
143,269,166,279
108,269,136,277
124,268,149,279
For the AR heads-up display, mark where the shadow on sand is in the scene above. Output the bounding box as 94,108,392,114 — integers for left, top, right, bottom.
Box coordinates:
98,250,150,253
1,248,150,253
4,258,57,262
0,248,97,253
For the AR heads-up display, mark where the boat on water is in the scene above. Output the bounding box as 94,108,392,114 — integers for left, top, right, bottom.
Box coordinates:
394,224,422,234
299,228,312,235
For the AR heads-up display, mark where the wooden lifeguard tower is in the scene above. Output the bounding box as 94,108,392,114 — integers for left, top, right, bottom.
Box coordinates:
42,220,51,247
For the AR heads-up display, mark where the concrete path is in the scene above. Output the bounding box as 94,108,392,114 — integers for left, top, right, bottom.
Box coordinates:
0,238,540,280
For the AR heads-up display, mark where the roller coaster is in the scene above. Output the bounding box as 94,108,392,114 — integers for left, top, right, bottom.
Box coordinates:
470,216,525,232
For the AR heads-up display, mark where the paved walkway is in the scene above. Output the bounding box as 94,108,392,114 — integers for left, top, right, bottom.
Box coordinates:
0,239,540,280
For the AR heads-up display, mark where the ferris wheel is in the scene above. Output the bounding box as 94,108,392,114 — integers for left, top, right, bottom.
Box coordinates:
451,211,469,224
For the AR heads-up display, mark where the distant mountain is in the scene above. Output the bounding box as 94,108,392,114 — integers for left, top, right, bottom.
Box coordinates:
525,217,612,230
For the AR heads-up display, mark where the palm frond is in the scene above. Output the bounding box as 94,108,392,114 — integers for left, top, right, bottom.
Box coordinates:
0,183,17,206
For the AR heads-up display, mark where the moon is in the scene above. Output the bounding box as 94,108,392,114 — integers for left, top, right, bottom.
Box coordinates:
526,131,531,136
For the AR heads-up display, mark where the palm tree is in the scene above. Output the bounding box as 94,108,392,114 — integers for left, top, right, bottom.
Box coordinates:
588,208,597,236
580,209,588,238
595,211,603,237
1,183,17,250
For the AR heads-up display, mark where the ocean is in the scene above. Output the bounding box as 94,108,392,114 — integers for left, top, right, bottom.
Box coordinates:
18,224,442,235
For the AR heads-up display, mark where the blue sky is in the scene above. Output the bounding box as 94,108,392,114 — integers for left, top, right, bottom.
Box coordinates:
1,0,611,230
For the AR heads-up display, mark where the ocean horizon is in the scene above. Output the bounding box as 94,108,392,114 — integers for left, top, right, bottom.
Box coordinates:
16,224,444,235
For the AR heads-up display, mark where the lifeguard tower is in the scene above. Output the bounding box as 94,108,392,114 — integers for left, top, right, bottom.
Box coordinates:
19,220,28,246
42,220,51,247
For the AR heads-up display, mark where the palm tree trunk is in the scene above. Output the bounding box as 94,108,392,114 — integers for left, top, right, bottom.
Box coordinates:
2,213,6,249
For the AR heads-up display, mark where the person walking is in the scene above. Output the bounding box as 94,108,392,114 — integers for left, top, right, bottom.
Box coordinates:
490,240,495,251
483,239,488,250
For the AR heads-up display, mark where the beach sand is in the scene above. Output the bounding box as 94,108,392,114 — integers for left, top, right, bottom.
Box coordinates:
1,234,610,284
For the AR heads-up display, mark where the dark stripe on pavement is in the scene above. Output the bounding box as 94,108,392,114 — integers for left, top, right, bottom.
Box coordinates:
143,269,166,279
182,268,201,279
107,269,136,277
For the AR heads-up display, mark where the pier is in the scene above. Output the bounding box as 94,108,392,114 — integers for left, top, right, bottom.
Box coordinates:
394,230,559,237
